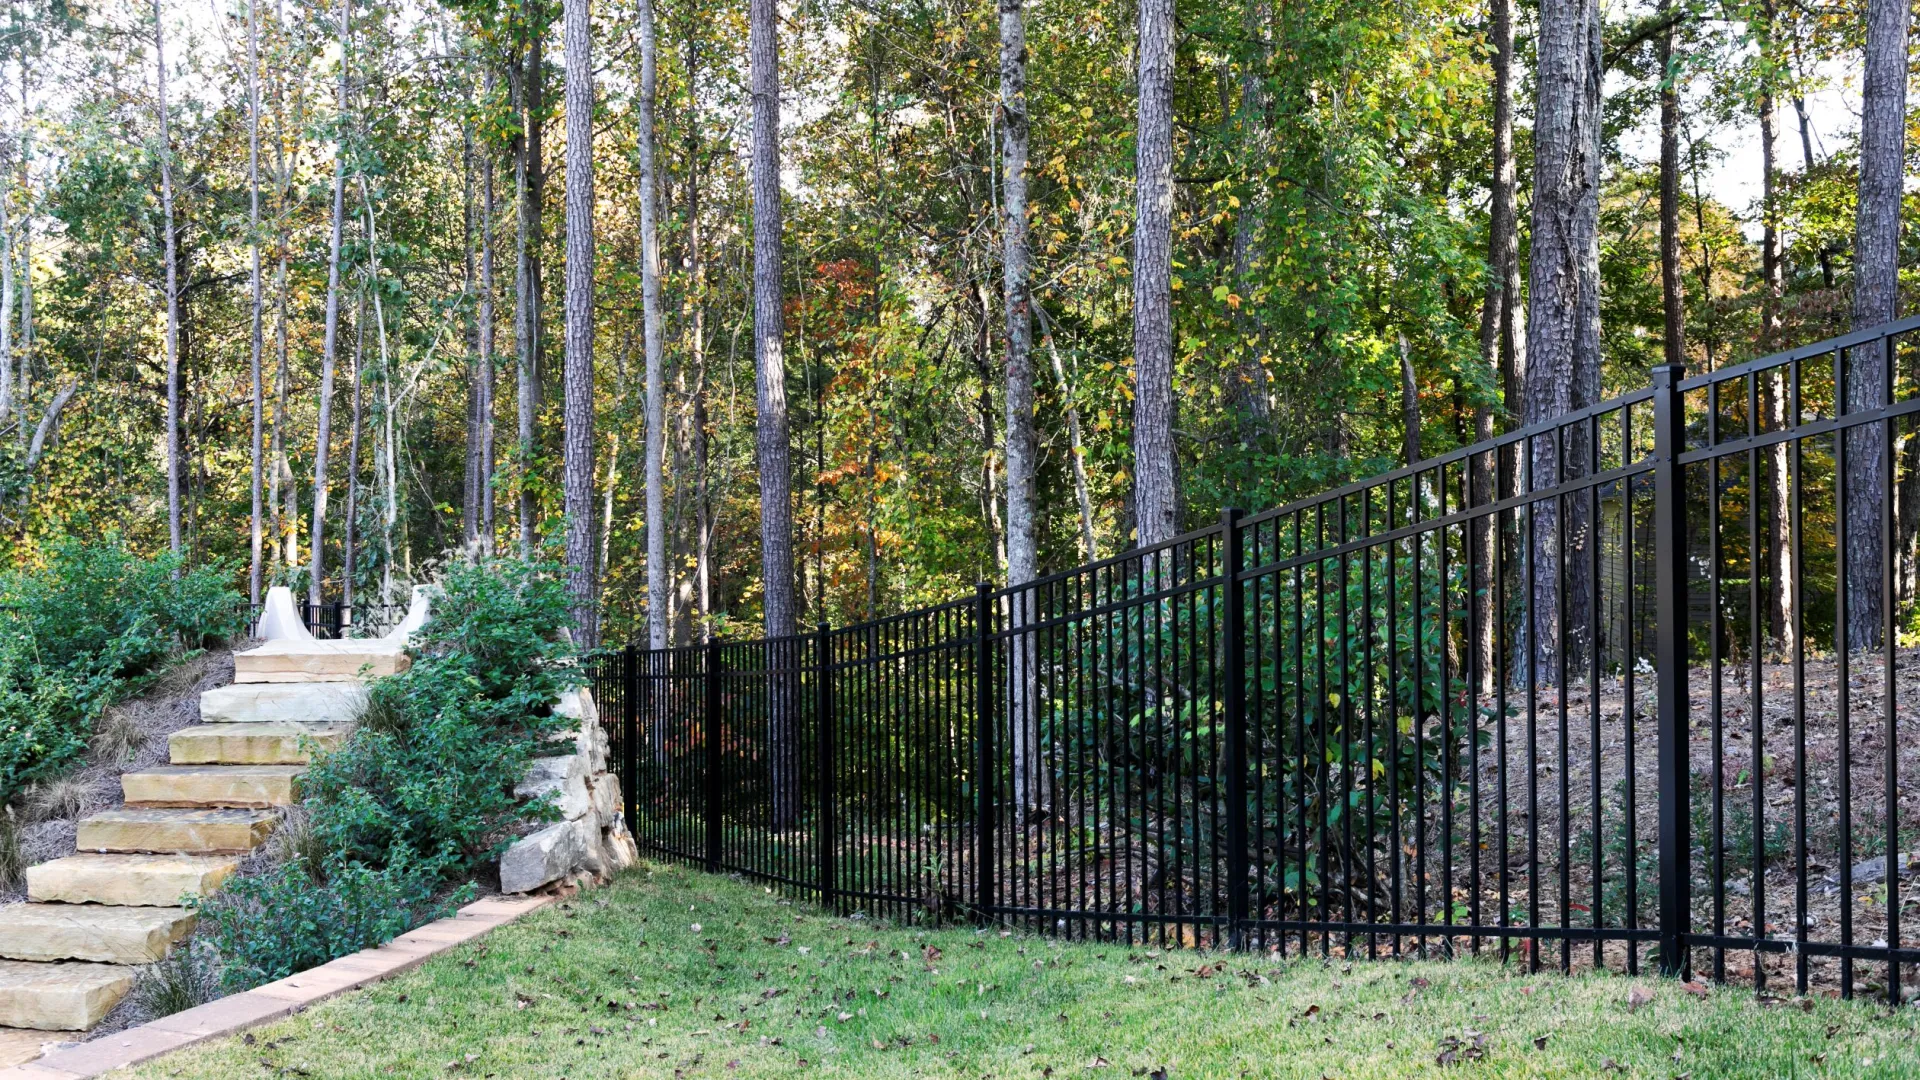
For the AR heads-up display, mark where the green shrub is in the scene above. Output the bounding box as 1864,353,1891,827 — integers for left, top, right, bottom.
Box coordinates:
0,535,244,797
197,552,575,989
300,553,582,875
192,850,462,991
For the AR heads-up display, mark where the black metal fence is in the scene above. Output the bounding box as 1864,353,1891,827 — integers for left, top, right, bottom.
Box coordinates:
593,317,1920,1003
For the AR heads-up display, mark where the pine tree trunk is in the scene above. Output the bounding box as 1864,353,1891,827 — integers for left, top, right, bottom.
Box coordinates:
154,0,184,561
1130,0,1178,547
479,69,498,550
246,0,265,604
561,0,598,647
749,0,796,827
462,118,481,548
1524,0,1604,683
639,0,668,650
515,30,547,559
344,293,364,609
1844,0,1909,650
309,0,351,605
1749,3,1794,653
0,187,13,434
1470,0,1517,695
999,0,1040,815
687,52,713,644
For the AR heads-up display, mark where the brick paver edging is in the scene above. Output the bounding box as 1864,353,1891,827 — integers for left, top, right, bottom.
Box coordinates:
0,894,555,1079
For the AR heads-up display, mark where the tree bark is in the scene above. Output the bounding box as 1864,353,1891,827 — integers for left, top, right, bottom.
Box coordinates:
685,26,710,640
1130,0,1178,547
0,182,13,435
999,0,1041,814
1746,2,1793,652
1524,0,1604,683
479,69,498,550
154,0,184,560
344,293,365,609
1843,0,1908,650
1470,0,1519,695
246,0,265,604
639,0,668,649
309,0,351,605
749,0,796,826
561,0,598,646
515,26,547,559
462,115,481,547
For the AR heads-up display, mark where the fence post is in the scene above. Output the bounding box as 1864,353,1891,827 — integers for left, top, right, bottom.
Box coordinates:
622,643,639,839
974,581,996,924
1651,362,1691,977
815,624,835,911
705,638,723,873
1221,508,1250,948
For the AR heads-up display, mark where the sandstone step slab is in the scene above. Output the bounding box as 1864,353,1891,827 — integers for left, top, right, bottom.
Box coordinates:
27,855,238,907
76,808,277,855
122,765,304,808
0,904,195,964
233,640,409,684
0,1026,76,1068
199,682,369,724
168,723,351,765
0,961,134,1032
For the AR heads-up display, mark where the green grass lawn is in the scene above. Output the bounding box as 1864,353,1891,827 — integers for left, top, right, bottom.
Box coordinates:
134,860,1918,1079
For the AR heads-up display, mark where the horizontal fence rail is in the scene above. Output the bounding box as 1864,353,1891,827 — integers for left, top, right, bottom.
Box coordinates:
593,317,1920,1004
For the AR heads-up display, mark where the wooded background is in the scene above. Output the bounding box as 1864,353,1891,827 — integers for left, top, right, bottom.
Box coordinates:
0,0,1910,647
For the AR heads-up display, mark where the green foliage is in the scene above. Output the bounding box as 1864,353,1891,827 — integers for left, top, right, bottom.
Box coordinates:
301,553,582,874
196,553,575,989
0,536,244,798
192,852,461,992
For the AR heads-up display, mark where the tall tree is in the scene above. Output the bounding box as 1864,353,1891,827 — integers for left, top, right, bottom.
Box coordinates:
513,17,547,559
749,0,793,642
246,0,265,604
1471,0,1521,694
309,0,351,606
153,0,183,560
561,0,597,645
1524,0,1604,678
638,0,667,649
1129,0,1177,547
1843,0,1909,648
478,69,498,550
1751,1,1793,651
1000,0,1038,814
749,0,795,825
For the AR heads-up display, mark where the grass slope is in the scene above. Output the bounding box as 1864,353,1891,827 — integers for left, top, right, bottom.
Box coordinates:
136,861,1917,1079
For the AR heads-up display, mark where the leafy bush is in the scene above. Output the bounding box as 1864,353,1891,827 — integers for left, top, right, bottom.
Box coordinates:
192,851,462,991
198,552,577,990
0,535,244,797
301,553,583,875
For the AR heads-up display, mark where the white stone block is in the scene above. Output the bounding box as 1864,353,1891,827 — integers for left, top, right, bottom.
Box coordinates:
499,818,598,894
517,755,590,819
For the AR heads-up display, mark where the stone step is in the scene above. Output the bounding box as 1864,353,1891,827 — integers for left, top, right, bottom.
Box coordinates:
200,682,368,724
76,808,277,855
0,905,195,964
233,640,409,684
122,765,303,808
26,855,238,907
168,722,351,765
0,960,134,1031
0,1027,76,1068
